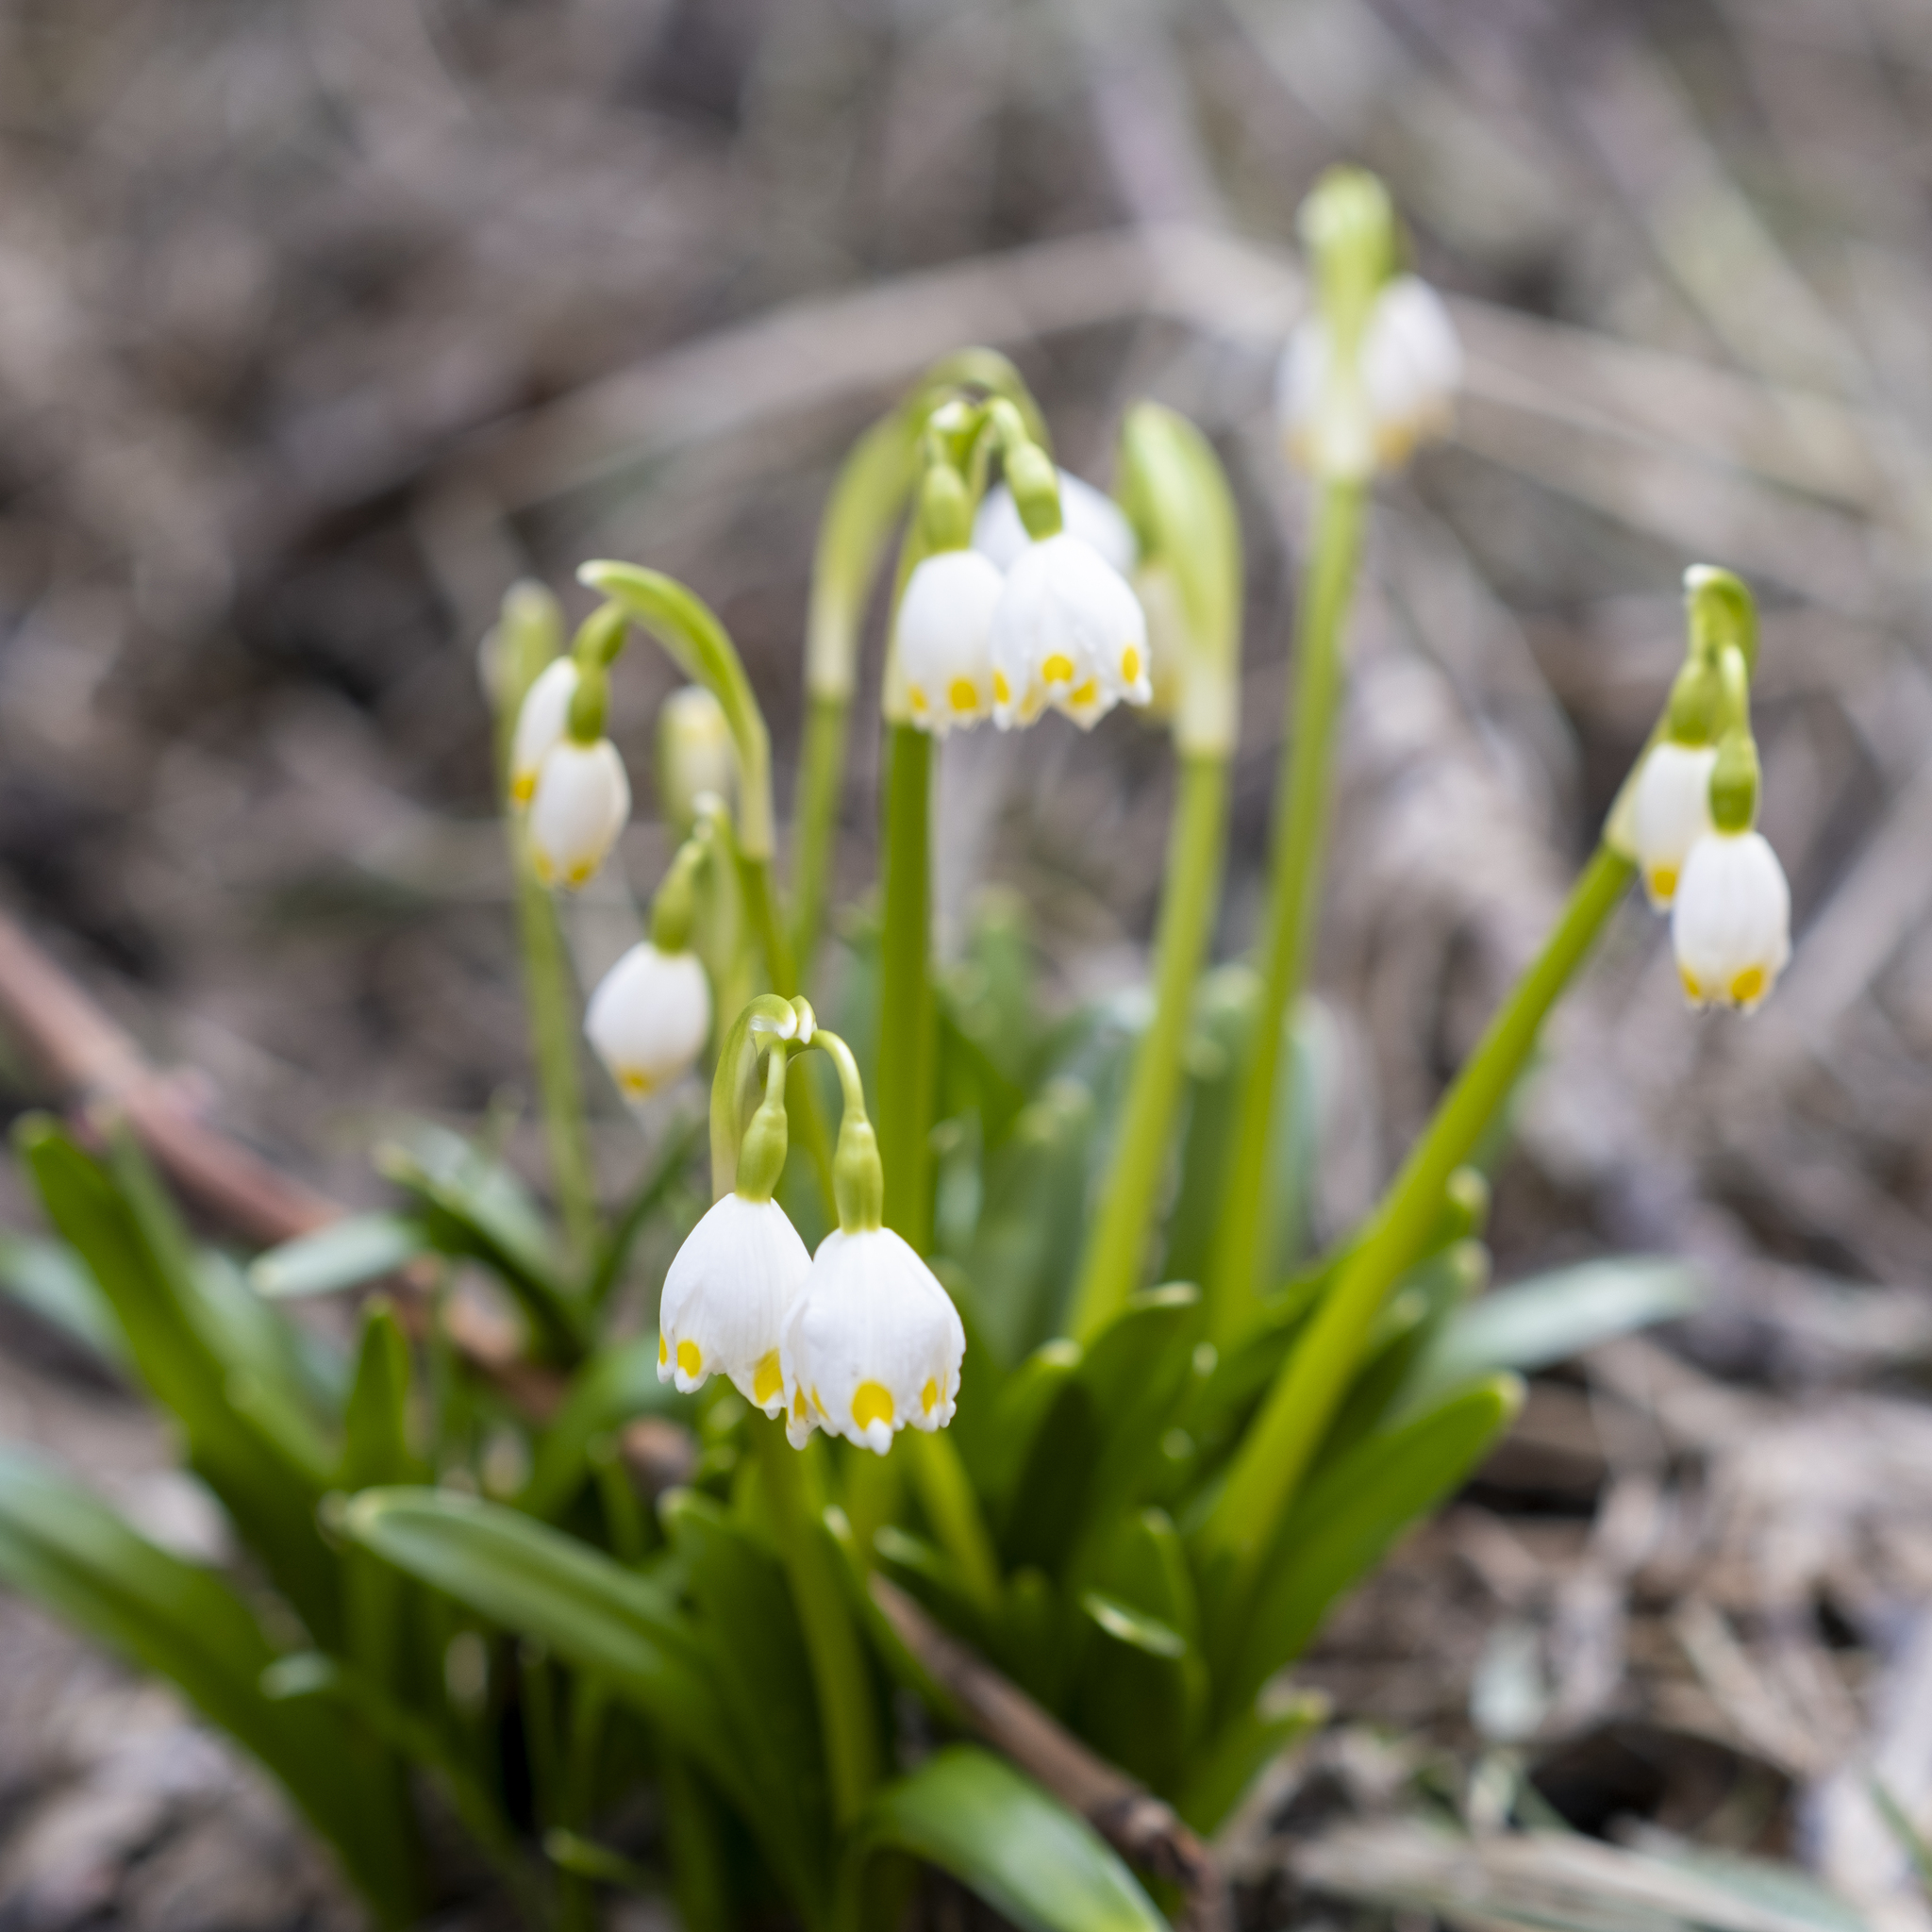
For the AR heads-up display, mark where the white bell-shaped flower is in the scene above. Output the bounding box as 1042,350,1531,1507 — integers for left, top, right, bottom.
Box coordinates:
585,942,711,1099
990,532,1151,732
1631,741,1718,909
1276,274,1461,478
508,658,580,807
779,1227,966,1454
974,470,1137,577
528,738,630,890
658,1192,811,1411
897,549,1006,737
658,686,735,829
1672,829,1790,1012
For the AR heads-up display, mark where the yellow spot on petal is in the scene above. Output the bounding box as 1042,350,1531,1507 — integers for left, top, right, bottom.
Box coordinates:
532,851,556,886
853,1382,894,1432
1647,866,1677,904
658,1334,668,1366
792,1389,809,1422
511,772,536,806
676,1340,702,1378
811,1387,827,1418
619,1068,655,1099
567,860,593,887
949,677,978,713
921,1377,939,1416
1069,676,1098,708
1121,645,1141,684
1729,965,1768,1007
1041,653,1074,685
909,683,928,713
992,670,1011,704
1679,965,1704,1004
754,1350,783,1407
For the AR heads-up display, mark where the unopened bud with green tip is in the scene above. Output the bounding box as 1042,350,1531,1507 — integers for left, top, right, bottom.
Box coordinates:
1004,441,1064,541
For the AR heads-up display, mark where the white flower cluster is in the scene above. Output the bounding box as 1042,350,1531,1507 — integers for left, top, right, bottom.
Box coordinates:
658,1192,965,1457
896,469,1150,739
1275,274,1462,480
509,658,631,890
1630,741,1790,1013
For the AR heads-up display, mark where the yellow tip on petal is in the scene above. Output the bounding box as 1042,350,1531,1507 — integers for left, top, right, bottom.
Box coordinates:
1041,653,1074,686
532,852,556,886
1068,676,1098,708
991,670,1011,704
1647,866,1677,905
567,861,593,887
754,1350,783,1407
909,684,928,713
511,773,536,806
948,677,978,714
1679,965,1704,1005
1121,645,1141,684
658,1334,668,1366
792,1389,809,1422
852,1381,894,1432
619,1068,655,1099
921,1377,939,1416
1729,964,1768,1007
676,1339,702,1378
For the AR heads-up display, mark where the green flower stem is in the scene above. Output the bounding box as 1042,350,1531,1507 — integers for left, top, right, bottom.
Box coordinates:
901,1430,1001,1617
508,833,600,1261
755,1416,881,1826
877,723,936,1251
1197,843,1636,1610
490,584,599,1264
791,692,850,986
1206,479,1366,1340
1068,752,1230,1341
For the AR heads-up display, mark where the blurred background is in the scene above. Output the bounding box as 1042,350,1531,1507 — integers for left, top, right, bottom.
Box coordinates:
5,0,1932,1923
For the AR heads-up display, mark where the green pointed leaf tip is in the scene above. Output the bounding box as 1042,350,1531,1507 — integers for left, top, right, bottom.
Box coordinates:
251,1214,427,1299
845,1747,1166,1932
1409,1257,1701,1406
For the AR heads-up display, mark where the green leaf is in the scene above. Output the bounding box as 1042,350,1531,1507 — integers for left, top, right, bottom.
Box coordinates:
990,1343,1098,1574
0,1228,128,1369
1221,1374,1523,1716
340,1487,747,1809
520,1336,691,1521
340,1300,423,1491
0,1449,413,1926
1176,1690,1325,1835
663,1492,828,1903
19,1121,341,1641
841,1746,1166,1932
251,1214,427,1300
377,1122,584,1360
1406,1257,1701,1410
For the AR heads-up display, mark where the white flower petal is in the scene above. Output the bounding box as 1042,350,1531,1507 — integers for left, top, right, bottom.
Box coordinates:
896,550,1006,738
509,659,579,807
1672,829,1790,1012
586,942,711,1099
1631,742,1718,908
779,1227,966,1455
528,739,630,890
973,471,1138,576
659,1194,811,1411
990,533,1149,731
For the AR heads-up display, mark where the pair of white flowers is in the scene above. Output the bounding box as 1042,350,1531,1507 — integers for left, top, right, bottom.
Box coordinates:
658,1190,965,1457
509,658,632,890
1631,741,1790,1011
896,474,1150,738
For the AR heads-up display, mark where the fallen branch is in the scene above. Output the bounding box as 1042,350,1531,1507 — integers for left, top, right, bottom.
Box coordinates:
870,1572,1230,1932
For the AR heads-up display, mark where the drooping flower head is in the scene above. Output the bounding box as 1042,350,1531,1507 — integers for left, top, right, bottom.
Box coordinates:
898,548,1007,736
990,532,1151,732
776,1030,965,1454
1672,828,1790,1012
586,941,711,1100
528,737,630,889
658,996,810,1411
1632,741,1718,910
